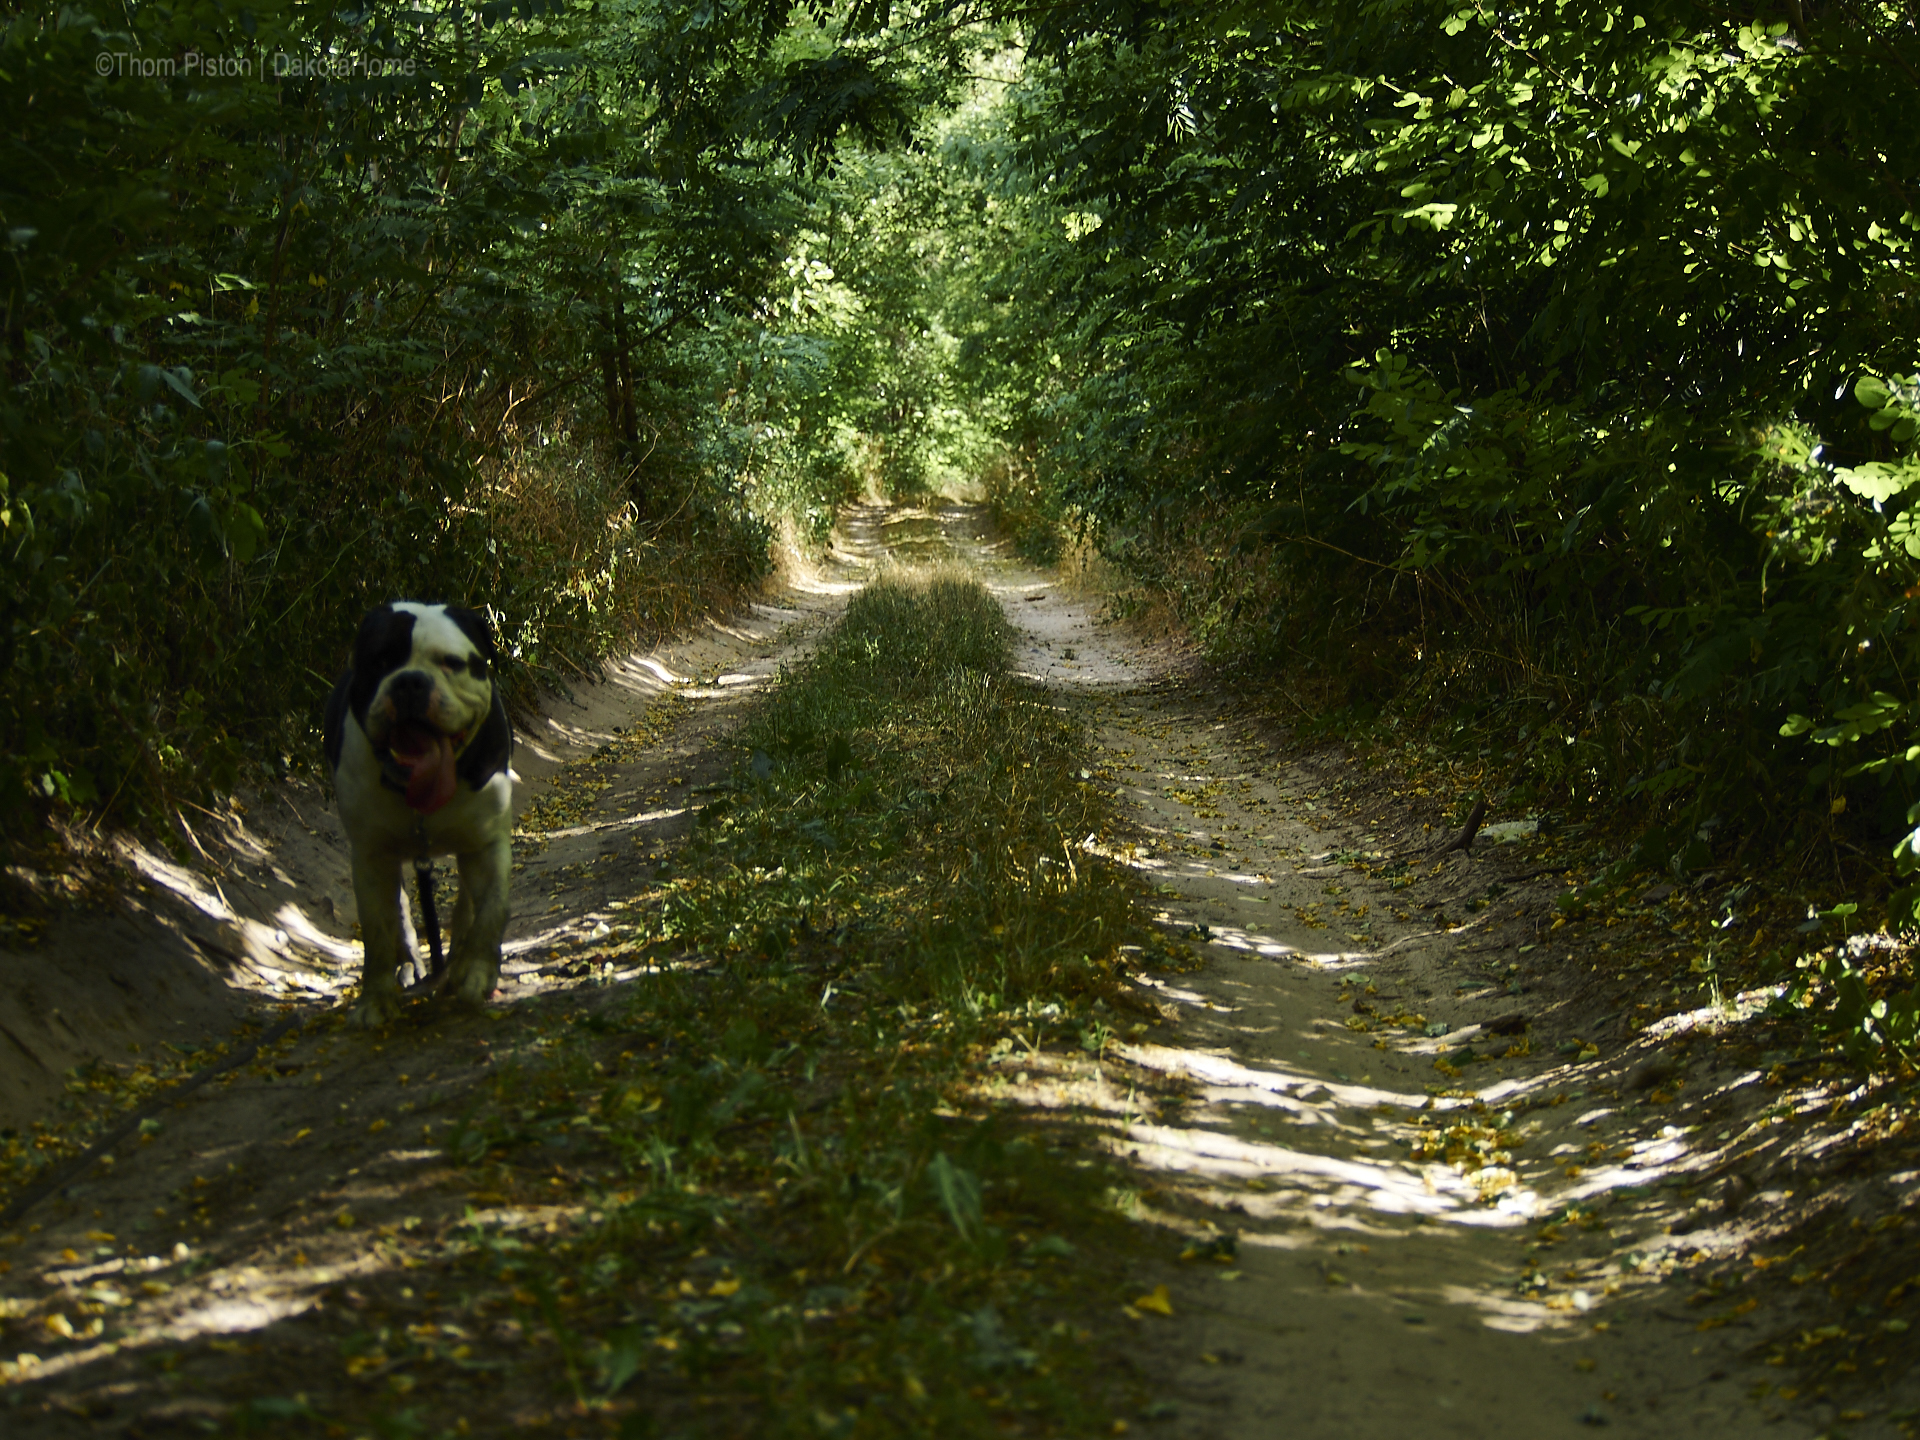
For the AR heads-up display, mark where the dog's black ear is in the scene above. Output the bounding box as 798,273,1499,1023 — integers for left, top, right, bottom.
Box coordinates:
352,604,414,675
445,606,500,671
344,605,414,731
457,685,514,788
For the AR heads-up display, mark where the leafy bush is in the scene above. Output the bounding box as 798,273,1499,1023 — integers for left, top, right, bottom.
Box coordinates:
0,1,965,835
932,1,1920,912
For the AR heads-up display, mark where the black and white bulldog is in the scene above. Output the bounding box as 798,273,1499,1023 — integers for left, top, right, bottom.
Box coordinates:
323,602,514,1027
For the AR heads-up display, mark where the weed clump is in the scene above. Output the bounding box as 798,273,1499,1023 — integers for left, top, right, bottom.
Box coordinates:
668,571,1130,1006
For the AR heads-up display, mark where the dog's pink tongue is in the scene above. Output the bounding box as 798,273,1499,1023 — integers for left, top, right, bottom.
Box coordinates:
404,732,457,814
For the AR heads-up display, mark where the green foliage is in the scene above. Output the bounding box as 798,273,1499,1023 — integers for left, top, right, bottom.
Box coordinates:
915,0,1920,915
1783,932,1920,1069
1,0,997,834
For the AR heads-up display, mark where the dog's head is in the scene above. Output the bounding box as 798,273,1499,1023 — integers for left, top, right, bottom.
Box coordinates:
342,602,502,814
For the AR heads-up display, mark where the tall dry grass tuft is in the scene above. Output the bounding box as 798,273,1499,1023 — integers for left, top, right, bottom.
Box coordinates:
472,421,771,710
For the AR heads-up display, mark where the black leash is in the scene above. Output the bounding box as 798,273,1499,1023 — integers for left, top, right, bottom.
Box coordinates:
414,857,445,979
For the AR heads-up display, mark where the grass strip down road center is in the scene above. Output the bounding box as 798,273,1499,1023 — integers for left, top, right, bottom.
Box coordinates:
448,571,1142,1436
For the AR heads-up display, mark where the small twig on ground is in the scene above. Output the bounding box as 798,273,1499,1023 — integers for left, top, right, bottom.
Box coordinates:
1393,795,1489,864
1431,795,1488,858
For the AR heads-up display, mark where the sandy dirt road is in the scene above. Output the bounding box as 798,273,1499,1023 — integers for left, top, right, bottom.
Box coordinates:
925,507,1832,1439
0,511,895,1432
0,501,1885,1436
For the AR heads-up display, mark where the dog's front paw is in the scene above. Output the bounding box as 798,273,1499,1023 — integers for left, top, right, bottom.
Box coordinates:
441,963,500,1010
347,989,406,1028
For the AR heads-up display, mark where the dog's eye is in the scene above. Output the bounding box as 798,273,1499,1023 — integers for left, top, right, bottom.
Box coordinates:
468,654,488,680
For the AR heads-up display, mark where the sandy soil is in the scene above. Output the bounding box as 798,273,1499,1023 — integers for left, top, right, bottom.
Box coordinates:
0,501,1911,1437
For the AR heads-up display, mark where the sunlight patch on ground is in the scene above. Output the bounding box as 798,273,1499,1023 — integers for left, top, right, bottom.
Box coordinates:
118,840,252,930
1192,924,1299,959
1639,987,1780,1039
118,837,348,998
165,1293,315,1342
274,904,356,963
627,656,691,686
525,803,692,842
1196,926,1389,970
1120,1043,1473,1115
1107,1120,1471,1217
1442,1286,1572,1334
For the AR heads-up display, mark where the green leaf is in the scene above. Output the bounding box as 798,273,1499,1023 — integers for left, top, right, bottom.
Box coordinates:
1835,463,1914,501
222,501,265,564
928,1152,982,1242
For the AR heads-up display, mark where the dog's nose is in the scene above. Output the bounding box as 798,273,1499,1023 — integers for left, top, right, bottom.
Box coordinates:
388,670,434,714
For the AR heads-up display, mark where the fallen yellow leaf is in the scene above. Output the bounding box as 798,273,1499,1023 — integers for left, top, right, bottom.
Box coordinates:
709,1277,742,1297
1133,1284,1174,1316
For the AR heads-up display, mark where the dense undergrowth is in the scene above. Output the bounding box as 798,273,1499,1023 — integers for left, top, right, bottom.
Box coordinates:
938,2,1920,952
407,574,1139,1435
872,1,1920,1087
2,1,999,843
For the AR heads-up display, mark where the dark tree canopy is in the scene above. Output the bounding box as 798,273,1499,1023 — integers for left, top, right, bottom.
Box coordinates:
12,0,1920,937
